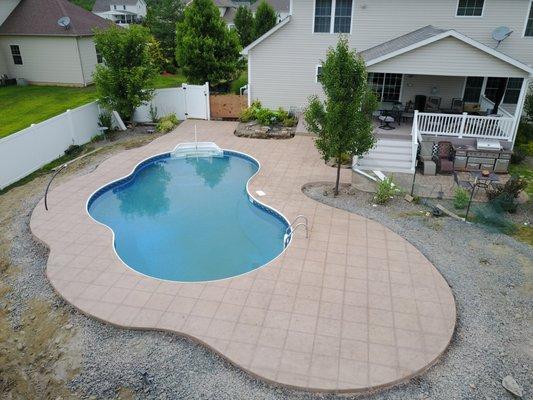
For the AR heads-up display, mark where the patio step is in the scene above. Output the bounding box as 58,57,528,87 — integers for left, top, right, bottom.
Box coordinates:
355,138,414,174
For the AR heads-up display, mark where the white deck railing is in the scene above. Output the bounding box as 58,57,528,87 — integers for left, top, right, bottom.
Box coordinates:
416,111,514,140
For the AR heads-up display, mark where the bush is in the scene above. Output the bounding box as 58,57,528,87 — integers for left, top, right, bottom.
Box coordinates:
453,187,470,209
239,101,296,126
98,109,113,131
255,107,277,125
374,177,396,205
487,175,527,201
239,100,262,122
156,113,179,133
515,121,533,156
149,103,159,123
64,144,82,157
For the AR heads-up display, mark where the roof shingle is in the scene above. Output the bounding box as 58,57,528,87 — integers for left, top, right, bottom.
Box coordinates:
0,0,113,37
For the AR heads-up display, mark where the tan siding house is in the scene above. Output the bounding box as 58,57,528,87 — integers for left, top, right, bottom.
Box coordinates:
0,0,111,86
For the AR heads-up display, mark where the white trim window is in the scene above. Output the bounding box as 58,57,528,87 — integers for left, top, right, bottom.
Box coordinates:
10,45,22,65
316,65,323,82
484,77,524,105
525,1,533,37
368,73,403,102
456,0,484,17
313,0,353,34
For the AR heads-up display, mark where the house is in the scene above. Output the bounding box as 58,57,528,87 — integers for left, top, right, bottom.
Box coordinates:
92,0,147,27
243,0,533,173
211,0,290,28
0,0,112,87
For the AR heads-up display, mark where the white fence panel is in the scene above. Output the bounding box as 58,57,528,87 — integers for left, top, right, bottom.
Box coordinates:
184,83,210,120
0,102,101,189
132,88,186,122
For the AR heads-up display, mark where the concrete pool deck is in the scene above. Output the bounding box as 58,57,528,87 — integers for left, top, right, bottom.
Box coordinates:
30,120,456,393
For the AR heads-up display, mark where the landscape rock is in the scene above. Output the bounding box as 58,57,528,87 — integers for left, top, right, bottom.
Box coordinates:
234,121,295,139
502,375,523,397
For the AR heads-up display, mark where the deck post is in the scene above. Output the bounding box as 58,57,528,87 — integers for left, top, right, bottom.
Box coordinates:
509,78,530,146
458,112,467,138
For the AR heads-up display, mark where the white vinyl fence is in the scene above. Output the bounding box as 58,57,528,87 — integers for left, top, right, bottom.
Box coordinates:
0,101,101,189
133,83,210,122
0,84,211,189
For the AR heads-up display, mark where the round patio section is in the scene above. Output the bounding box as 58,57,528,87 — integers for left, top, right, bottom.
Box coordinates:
30,120,456,393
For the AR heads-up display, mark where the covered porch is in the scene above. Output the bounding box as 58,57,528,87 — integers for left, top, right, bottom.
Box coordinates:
355,25,532,175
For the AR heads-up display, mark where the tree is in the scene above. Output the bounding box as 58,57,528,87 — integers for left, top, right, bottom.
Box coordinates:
93,25,158,121
304,37,377,196
144,0,184,66
234,5,255,47
253,0,277,39
175,0,242,87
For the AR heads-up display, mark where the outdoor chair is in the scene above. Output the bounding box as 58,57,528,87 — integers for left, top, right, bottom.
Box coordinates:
425,97,442,113
451,98,464,114
433,141,454,174
419,141,436,175
453,172,474,190
378,111,395,130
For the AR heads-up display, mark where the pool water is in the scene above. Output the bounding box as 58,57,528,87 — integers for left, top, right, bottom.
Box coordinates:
87,152,289,282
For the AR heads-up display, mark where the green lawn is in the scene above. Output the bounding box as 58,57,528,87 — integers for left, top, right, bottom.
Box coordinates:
509,161,533,199
153,73,187,89
0,85,98,139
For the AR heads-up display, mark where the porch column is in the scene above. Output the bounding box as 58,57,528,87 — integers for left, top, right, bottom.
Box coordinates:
510,78,531,146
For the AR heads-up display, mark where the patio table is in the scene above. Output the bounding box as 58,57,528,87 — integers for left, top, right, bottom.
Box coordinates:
470,170,499,190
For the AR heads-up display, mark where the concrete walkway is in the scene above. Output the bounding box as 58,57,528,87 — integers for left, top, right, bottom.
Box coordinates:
30,120,456,393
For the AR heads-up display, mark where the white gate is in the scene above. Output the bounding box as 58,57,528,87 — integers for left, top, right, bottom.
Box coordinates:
183,82,210,120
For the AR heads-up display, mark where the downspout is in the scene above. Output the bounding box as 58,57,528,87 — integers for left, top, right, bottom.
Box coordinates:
75,36,86,87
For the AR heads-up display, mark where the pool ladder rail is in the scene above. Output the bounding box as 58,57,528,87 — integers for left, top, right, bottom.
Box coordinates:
284,215,309,246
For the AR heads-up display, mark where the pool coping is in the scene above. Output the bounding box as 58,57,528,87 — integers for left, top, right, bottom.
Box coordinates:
30,120,457,393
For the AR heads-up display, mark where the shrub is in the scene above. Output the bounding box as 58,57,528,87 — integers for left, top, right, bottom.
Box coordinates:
98,109,113,131
375,177,396,205
453,187,470,209
149,103,159,123
255,107,277,125
64,144,82,157
156,113,179,133
239,100,262,122
487,175,527,201
239,101,296,127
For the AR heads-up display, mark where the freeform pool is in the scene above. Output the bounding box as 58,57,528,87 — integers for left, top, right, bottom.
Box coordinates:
87,150,290,282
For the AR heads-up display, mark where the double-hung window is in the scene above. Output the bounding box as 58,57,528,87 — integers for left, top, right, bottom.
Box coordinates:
525,1,533,37
368,73,403,102
456,0,484,17
503,78,523,104
10,45,22,65
316,65,323,82
313,0,353,34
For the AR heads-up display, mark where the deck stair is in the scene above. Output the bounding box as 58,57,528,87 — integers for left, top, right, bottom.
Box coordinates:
354,138,414,174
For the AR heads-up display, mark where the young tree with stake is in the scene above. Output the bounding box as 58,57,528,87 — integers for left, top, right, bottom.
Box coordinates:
305,37,377,196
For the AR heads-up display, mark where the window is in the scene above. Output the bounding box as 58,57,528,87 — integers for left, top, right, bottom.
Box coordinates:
456,0,484,16
503,78,523,104
484,77,506,102
113,4,117,9
316,65,323,82
123,5,126,9
463,76,484,102
525,1,533,37
368,73,402,102
334,0,352,33
313,0,353,34
314,0,332,33
10,45,22,65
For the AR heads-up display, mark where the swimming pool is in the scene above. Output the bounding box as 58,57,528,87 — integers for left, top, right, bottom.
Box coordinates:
87,150,290,282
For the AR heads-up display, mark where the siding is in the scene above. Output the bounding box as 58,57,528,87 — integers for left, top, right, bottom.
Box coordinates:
249,0,533,109
77,36,98,85
0,0,19,26
0,36,84,85
367,37,529,78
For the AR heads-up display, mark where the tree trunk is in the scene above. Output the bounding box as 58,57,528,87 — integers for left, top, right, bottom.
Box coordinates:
334,152,342,196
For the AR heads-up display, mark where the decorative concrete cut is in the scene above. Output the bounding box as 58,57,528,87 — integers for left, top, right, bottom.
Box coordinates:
30,120,456,393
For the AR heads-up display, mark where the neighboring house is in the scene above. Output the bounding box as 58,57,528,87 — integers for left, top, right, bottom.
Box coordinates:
0,0,112,86
210,0,290,28
244,0,533,173
92,0,147,27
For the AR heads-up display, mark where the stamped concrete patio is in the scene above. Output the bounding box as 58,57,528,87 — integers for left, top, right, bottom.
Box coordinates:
30,120,456,393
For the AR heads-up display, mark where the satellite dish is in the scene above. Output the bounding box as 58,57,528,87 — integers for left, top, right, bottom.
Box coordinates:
492,26,513,48
57,16,71,29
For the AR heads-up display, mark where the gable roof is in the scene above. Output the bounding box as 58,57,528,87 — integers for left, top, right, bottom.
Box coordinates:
0,0,112,37
361,25,533,75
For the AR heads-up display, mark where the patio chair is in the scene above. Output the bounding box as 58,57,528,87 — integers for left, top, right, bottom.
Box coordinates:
419,141,436,175
451,98,464,114
453,172,474,191
433,141,454,174
425,97,442,113
378,110,395,130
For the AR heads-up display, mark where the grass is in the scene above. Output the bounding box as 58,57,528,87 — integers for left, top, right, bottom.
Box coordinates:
0,85,97,139
68,0,95,10
230,70,248,95
153,73,187,89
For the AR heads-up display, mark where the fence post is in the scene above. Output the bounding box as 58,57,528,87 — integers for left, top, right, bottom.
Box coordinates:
204,82,210,121
458,112,467,138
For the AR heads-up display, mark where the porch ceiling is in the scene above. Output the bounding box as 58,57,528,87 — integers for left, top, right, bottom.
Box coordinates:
363,27,533,79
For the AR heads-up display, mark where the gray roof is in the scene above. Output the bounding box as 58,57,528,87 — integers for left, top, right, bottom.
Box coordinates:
0,0,113,36
250,0,290,13
360,25,447,62
93,0,140,13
